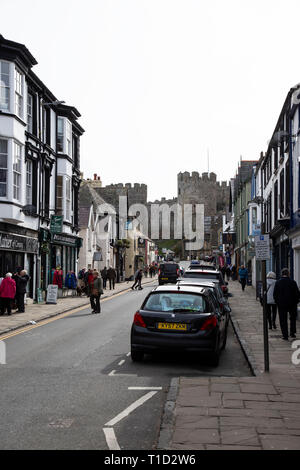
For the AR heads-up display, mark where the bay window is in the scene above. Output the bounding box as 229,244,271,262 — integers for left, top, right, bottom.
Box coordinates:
66,177,71,221
15,68,23,118
27,94,33,134
56,175,63,215
57,117,64,152
13,141,21,200
0,139,8,197
57,117,72,157
26,160,32,205
0,61,10,112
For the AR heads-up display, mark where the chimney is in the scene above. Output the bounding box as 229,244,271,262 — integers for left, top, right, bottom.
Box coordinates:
94,173,97,181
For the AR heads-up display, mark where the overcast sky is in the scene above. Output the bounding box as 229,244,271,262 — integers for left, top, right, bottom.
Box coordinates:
2,0,300,200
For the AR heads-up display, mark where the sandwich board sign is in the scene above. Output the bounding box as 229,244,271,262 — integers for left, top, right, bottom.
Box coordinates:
255,234,270,261
46,284,58,304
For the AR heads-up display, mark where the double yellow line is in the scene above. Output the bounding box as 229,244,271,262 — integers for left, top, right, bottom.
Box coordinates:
0,286,134,342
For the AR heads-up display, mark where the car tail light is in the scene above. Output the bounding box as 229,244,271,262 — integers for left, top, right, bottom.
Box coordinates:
221,285,227,292
134,311,146,328
158,269,161,276
176,268,179,276
200,316,218,331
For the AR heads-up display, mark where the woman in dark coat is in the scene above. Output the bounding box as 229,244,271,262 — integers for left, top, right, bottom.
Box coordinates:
15,270,29,313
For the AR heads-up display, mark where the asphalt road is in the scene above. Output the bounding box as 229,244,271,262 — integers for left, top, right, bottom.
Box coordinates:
0,282,250,450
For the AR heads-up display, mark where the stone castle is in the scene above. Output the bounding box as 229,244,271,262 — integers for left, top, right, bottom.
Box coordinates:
81,171,230,256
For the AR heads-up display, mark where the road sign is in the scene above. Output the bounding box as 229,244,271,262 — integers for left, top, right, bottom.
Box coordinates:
255,234,270,261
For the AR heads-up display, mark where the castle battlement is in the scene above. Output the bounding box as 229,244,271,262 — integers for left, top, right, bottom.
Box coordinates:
178,171,219,184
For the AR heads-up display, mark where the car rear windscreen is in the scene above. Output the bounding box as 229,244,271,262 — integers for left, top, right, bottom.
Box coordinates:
183,272,219,280
160,264,178,273
143,292,208,313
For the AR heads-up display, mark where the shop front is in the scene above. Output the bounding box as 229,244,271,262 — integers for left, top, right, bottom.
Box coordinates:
39,229,82,291
0,228,38,298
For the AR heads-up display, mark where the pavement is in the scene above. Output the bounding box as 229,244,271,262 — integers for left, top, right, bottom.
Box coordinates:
161,279,300,450
0,276,157,336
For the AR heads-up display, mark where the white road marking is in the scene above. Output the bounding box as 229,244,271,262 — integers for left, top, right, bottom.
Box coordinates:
109,370,137,377
105,391,158,427
118,360,125,366
126,352,131,357
128,387,162,391
103,427,121,450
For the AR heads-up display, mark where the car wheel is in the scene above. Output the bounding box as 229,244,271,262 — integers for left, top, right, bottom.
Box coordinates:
131,350,144,362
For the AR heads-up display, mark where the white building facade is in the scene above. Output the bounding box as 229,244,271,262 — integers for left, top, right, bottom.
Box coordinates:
0,35,84,298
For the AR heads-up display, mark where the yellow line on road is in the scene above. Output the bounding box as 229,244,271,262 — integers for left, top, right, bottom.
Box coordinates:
0,283,152,342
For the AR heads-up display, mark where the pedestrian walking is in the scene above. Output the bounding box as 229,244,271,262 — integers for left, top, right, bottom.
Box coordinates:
225,265,232,282
14,270,29,313
101,267,108,289
238,265,248,291
231,265,237,281
0,273,16,316
273,268,300,340
87,271,103,314
107,267,116,290
266,271,277,330
131,269,143,290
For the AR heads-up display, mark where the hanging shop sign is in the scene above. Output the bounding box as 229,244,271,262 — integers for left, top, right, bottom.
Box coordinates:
50,215,63,234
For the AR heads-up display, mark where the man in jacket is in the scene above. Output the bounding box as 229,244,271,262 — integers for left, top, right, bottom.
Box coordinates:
107,267,116,290
273,268,300,340
15,270,29,313
87,271,103,314
101,267,108,289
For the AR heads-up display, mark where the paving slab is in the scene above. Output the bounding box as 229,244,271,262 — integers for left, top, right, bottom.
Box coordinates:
164,279,300,451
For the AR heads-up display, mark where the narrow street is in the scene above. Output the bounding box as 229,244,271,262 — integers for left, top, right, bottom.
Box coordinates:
0,282,250,450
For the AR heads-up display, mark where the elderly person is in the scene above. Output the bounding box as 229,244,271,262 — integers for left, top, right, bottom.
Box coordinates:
87,271,103,314
266,272,277,330
0,273,16,316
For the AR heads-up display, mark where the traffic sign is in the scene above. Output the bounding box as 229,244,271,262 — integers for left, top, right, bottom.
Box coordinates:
255,234,270,260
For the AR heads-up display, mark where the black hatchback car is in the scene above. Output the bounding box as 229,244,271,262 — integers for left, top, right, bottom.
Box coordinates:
158,262,180,285
130,285,228,366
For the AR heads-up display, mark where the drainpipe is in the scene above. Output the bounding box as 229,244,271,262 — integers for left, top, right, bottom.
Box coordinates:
289,95,294,278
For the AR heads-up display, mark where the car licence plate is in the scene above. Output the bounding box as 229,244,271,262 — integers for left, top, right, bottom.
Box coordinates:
158,322,187,331
161,277,168,280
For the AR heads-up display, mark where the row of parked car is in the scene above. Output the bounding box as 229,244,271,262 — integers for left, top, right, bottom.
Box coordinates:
130,261,231,367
